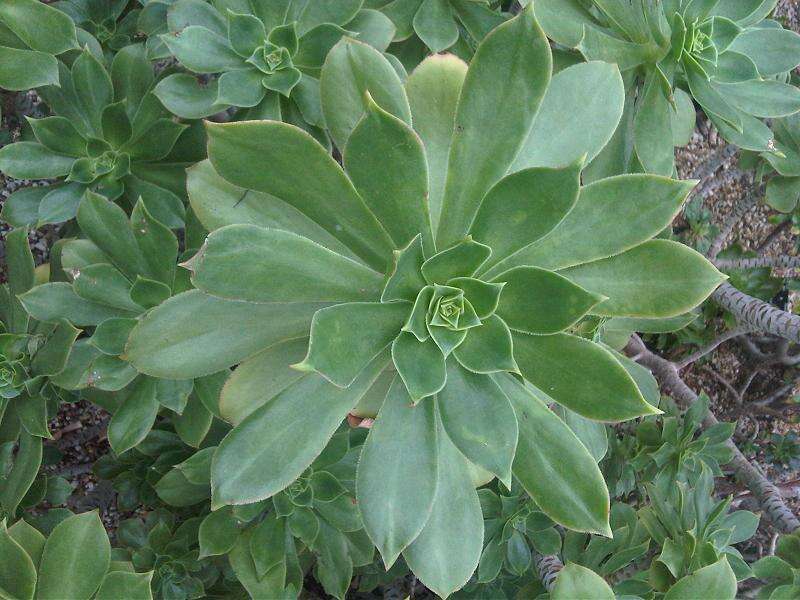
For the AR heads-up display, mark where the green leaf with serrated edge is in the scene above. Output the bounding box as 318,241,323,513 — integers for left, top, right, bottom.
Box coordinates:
436,6,551,248
492,266,603,335
605,347,661,408
129,277,170,309
712,79,800,118
403,285,433,341
0,47,59,91
131,200,177,288
471,162,581,273
452,314,517,374
27,117,86,157
348,9,396,51
428,322,467,357
345,94,433,254
186,160,357,259
17,395,51,439
162,25,243,73
220,338,307,425
0,0,78,54
0,142,75,180
320,37,411,150
207,120,393,271
216,69,267,107
1,432,41,518
728,27,800,76
485,175,695,276
603,313,699,334
391,332,446,402
513,332,659,422
87,355,138,391
685,55,742,132
0,520,36,600
513,61,624,171
446,278,503,319
406,54,467,233
294,23,350,69
554,406,608,463
31,319,80,376
36,511,110,600
357,376,438,568
227,10,265,58
403,410,483,598
212,353,389,507
421,237,491,284
382,235,427,303
77,192,145,282
295,301,409,387
108,377,159,455
187,225,382,303
561,240,726,318
438,361,517,487
552,563,614,599
125,290,326,379
494,374,611,537
153,73,227,120
19,283,139,326
198,507,239,558
72,264,143,313
95,571,153,600
413,0,458,52
664,557,737,600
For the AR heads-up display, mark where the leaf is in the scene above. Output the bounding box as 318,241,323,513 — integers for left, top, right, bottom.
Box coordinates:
131,200,178,288
513,332,659,422
391,333,446,401
30,319,81,377
437,361,517,486
0,142,74,179
153,73,226,119
494,374,611,537
487,175,695,275
436,5,552,248
634,68,675,176
512,61,624,171
188,225,383,303
6,227,35,295
0,520,36,600
471,162,581,271
552,563,614,599
403,412,483,598
207,120,393,270
712,79,800,118
7,519,45,566
198,507,239,558
728,27,800,76
452,315,518,374
70,50,113,134
493,266,603,334
296,0,362,33
71,263,142,313
125,290,326,379
358,377,438,567
0,47,59,91
320,37,411,150
406,54,467,233
219,338,307,425
421,238,491,284
211,353,389,507
27,117,86,157
19,283,138,326
173,393,213,448
36,511,110,600
382,235,427,303
413,0,458,52
95,571,153,600
1,432,42,518
344,95,433,254
664,557,737,600
107,377,159,455
297,302,409,387
561,240,726,318
0,0,78,54
162,25,243,73
37,183,86,227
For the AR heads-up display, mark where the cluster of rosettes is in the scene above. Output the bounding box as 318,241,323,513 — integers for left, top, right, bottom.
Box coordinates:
379,234,518,402
235,21,303,97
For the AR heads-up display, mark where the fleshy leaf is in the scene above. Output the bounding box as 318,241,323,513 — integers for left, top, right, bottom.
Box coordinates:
345,95,434,254
561,240,727,318
471,162,581,272
494,374,612,537
421,237,491,284
187,225,383,303
493,266,604,334
447,277,504,319
403,286,434,341
452,315,517,374
438,361,517,487
552,563,615,599
381,235,428,303
297,301,410,387
428,323,468,357
358,377,438,568
436,5,552,248
513,332,660,422
392,333,446,402
212,353,389,507
664,557,737,600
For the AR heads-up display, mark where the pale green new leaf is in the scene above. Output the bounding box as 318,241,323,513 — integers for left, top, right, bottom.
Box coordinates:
0,520,36,600
664,557,737,600
95,571,153,600
552,563,615,600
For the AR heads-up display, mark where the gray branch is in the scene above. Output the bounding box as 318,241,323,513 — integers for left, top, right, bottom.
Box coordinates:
625,335,800,534
707,182,763,260
714,255,800,270
534,552,563,592
712,282,800,344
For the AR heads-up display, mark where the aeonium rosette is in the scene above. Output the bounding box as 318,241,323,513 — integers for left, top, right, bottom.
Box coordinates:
126,7,725,596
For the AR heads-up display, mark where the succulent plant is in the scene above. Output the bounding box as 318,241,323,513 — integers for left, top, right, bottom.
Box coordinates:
0,45,199,229
536,0,800,176
124,8,724,595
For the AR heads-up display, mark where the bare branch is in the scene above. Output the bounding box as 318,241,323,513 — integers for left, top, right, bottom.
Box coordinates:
757,220,792,255
712,282,800,344
677,326,752,369
714,255,800,270
625,335,800,534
